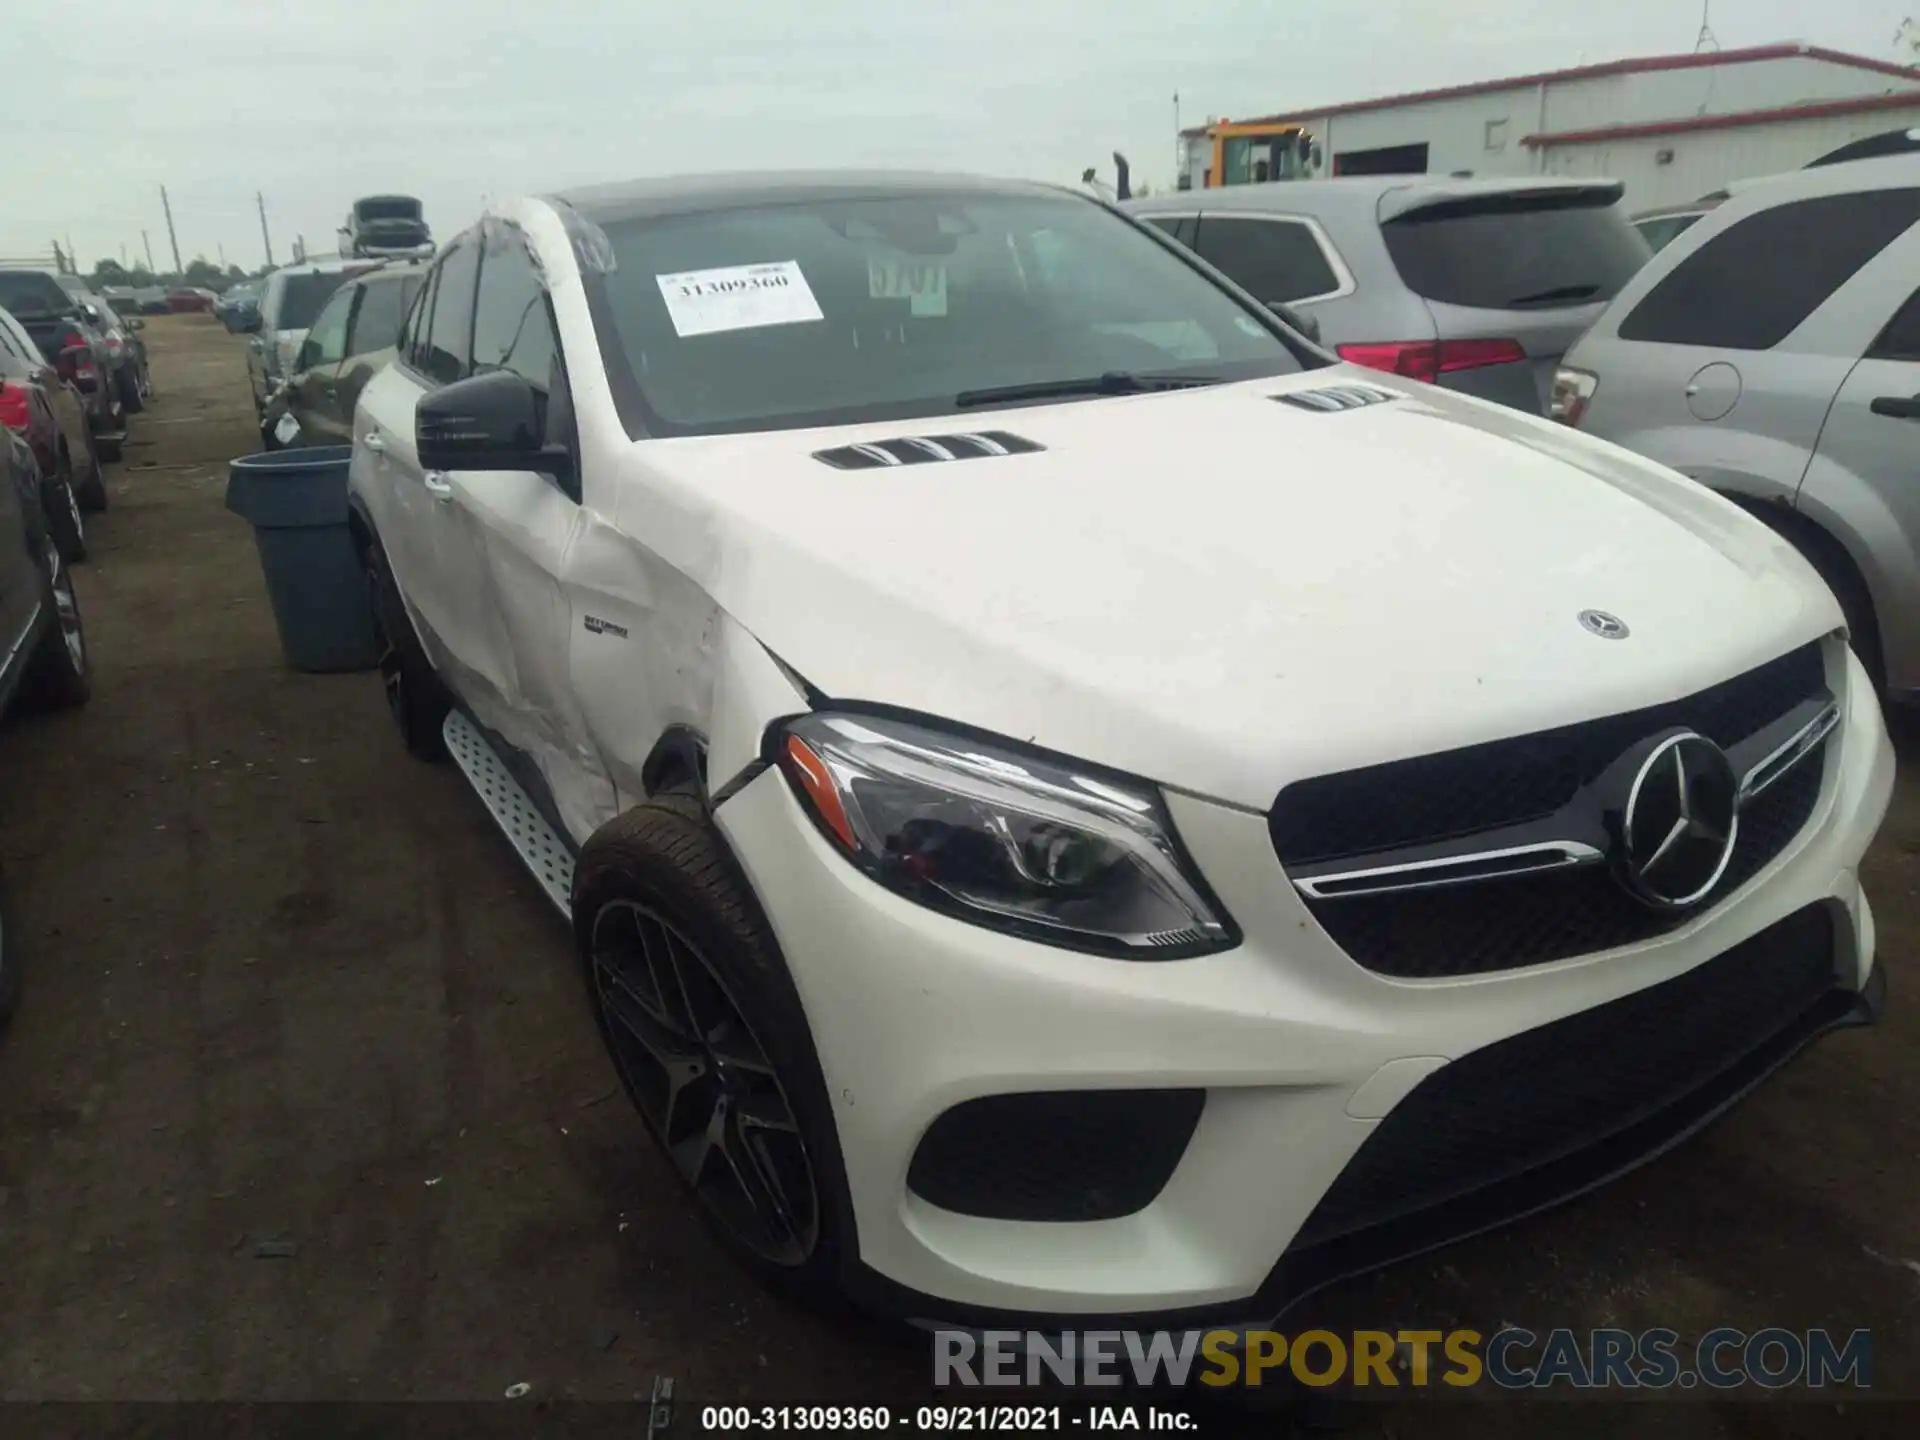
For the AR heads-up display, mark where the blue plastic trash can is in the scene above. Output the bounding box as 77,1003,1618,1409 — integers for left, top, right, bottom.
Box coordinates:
225,446,381,673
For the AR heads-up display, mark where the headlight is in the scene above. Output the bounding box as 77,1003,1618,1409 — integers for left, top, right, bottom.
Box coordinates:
774,713,1235,958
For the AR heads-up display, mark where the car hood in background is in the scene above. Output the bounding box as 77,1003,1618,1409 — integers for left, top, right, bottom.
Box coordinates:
624,375,1840,808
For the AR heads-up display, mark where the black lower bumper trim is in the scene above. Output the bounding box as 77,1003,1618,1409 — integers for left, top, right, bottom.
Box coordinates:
845,922,1881,1334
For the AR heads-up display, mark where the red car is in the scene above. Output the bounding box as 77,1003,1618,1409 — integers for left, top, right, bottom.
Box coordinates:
166,288,217,313
0,304,102,561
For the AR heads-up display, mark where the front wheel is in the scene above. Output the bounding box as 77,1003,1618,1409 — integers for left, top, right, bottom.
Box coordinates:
43,456,87,564
364,539,449,760
573,791,850,1303
117,365,145,414
22,538,91,710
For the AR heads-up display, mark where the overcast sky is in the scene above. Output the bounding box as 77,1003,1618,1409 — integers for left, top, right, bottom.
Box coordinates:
2,0,1909,271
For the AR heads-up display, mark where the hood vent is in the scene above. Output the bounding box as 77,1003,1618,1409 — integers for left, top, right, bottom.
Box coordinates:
1273,383,1399,413
813,430,1043,470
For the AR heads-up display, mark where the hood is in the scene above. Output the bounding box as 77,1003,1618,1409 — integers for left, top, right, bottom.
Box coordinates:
628,374,1840,809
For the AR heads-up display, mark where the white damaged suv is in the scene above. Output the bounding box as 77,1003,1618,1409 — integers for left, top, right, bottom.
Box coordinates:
347,172,1893,1328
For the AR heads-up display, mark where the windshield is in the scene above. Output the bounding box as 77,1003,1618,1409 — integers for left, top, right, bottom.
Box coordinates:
0,270,77,317
272,267,376,329
357,199,422,222
1382,192,1651,311
588,190,1313,436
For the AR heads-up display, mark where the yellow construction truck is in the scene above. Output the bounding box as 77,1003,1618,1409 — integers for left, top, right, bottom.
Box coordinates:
1191,120,1323,188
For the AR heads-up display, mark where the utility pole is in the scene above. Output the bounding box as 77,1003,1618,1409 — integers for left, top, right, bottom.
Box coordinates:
52,240,66,274
256,191,274,268
294,234,307,264
120,242,128,265
159,185,183,279
218,241,227,268
142,230,155,271
65,234,77,271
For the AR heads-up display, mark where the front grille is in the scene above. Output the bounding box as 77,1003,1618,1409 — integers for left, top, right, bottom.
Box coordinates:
1272,641,1831,978
907,1089,1205,1222
1309,745,1824,977
1271,642,1824,867
1294,903,1838,1249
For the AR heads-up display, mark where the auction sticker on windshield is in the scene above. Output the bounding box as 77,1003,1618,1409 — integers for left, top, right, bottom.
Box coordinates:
656,261,823,338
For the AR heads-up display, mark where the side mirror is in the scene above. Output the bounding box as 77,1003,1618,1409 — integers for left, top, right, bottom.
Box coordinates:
127,316,145,332
83,303,102,323
240,310,264,334
1267,300,1322,345
417,370,570,480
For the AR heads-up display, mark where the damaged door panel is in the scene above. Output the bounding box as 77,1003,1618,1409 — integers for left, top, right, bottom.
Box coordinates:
455,474,618,843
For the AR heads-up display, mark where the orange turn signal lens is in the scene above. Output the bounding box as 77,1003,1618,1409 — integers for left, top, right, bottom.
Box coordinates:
784,734,858,851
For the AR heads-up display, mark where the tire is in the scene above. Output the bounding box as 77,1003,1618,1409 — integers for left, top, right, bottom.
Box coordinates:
117,364,145,415
72,425,108,511
94,428,122,463
42,454,87,564
21,536,91,710
573,790,851,1305
365,539,449,760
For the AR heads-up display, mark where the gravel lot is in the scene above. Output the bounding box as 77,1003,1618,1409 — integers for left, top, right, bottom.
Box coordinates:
0,317,1914,1436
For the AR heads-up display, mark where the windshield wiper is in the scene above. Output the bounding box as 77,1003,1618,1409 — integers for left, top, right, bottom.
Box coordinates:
1505,283,1603,307
955,371,1221,408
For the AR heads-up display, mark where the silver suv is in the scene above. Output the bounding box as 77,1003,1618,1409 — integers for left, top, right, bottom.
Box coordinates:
242,257,380,424
1555,155,1920,708
1125,176,1649,414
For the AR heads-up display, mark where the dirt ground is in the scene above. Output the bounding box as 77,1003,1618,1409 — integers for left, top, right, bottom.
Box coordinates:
0,317,1915,1435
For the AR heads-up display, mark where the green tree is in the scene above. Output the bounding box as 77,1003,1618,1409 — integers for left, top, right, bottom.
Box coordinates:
90,258,131,288
183,256,224,288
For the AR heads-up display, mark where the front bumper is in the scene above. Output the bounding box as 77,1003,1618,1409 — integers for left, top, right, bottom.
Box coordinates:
714,649,1894,1326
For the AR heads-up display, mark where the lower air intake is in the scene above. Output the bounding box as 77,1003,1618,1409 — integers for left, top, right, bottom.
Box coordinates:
907,1089,1205,1221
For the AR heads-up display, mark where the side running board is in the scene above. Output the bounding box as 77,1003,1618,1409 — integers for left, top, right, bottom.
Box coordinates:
442,709,576,919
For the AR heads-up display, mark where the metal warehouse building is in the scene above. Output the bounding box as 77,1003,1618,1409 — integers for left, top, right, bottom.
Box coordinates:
1181,43,1920,209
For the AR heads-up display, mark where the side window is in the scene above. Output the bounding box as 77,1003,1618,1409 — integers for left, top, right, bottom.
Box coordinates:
303,288,353,368
471,231,558,389
346,276,413,359
1620,189,1920,349
1869,288,1920,362
421,238,479,384
1191,216,1341,303
397,266,435,368
1141,214,1198,247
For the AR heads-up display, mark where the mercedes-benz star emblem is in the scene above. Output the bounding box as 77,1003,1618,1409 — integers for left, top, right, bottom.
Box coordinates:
1619,732,1740,909
1579,609,1630,639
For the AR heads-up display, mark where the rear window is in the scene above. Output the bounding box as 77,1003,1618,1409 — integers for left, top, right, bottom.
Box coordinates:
0,271,76,318
358,199,421,222
272,267,378,329
1381,191,1650,311
1619,188,1920,350
588,189,1311,436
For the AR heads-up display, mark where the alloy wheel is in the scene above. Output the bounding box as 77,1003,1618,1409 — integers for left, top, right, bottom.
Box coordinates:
46,542,83,671
60,461,85,548
589,899,819,1266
